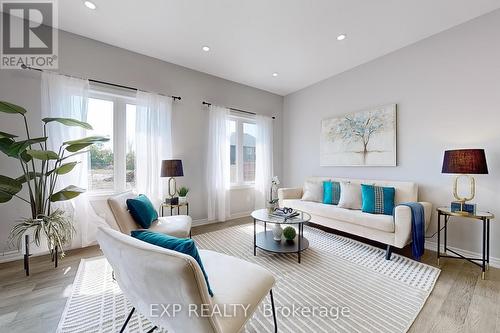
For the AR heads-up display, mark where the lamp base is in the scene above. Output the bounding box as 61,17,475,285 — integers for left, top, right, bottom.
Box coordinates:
451,201,476,215
165,197,179,205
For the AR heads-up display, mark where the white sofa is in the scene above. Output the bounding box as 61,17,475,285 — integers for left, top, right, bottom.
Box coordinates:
278,177,432,259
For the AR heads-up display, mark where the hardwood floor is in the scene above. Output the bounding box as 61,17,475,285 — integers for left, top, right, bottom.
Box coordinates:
0,217,498,332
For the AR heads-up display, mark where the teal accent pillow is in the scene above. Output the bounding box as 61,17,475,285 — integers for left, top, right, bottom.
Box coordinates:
323,181,341,205
126,194,158,229
361,184,395,215
131,230,214,297
323,181,332,204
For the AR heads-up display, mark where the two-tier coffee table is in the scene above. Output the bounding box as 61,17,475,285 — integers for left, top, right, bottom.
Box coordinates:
251,208,311,263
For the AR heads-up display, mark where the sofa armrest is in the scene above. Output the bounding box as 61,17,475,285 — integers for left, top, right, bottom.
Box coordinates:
278,187,302,200
393,202,433,248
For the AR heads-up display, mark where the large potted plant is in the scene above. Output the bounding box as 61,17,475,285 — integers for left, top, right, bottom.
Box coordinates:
0,101,108,264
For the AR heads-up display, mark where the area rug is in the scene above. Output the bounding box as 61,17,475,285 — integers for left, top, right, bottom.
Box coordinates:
57,224,440,333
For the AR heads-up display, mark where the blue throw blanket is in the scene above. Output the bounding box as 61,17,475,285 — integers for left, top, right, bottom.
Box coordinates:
399,202,425,261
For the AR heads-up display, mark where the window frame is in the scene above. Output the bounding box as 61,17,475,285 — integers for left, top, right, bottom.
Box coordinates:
228,113,256,189
87,87,137,194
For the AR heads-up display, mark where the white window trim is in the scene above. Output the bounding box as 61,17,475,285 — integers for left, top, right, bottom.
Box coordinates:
87,87,137,194
229,113,256,189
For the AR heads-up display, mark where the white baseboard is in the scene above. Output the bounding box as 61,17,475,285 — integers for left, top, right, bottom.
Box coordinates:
0,248,53,264
425,241,500,269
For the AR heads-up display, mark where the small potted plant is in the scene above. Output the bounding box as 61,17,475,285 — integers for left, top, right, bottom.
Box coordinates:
283,226,297,243
178,186,189,204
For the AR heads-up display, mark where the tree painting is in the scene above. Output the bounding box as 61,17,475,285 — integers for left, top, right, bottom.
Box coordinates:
320,105,396,166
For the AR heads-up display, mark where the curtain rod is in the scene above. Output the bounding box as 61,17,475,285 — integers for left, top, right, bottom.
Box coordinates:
202,101,275,119
20,64,182,101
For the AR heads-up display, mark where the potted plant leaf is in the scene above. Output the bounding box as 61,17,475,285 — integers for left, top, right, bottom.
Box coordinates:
178,186,189,204
0,101,109,266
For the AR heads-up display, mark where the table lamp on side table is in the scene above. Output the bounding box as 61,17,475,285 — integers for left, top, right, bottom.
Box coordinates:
161,159,184,205
441,149,488,215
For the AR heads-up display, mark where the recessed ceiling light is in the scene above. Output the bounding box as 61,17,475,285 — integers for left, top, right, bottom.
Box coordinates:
272,72,279,77
84,1,96,10
202,46,210,52
337,34,347,41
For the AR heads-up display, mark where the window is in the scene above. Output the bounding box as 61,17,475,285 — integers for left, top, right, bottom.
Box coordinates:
229,116,256,186
86,89,136,192
87,98,114,191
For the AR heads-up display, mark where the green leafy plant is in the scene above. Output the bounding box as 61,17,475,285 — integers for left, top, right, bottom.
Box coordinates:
283,226,296,241
178,186,189,197
0,101,109,256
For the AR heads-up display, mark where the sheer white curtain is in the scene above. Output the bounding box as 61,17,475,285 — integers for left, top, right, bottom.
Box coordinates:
207,105,231,222
135,91,173,208
41,71,107,248
255,115,273,209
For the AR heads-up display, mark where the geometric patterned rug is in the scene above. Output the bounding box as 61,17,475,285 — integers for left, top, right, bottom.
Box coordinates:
57,224,440,333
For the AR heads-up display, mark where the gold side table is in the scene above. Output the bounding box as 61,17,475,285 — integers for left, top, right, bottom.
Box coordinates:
437,207,494,279
160,202,189,217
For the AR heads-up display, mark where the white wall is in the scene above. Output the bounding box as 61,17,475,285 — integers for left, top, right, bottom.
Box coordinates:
0,26,283,254
283,10,500,259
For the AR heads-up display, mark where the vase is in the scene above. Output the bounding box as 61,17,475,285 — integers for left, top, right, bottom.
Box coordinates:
272,223,283,241
178,196,187,204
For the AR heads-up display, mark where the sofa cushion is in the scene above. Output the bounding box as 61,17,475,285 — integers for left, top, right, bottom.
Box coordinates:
150,215,192,238
199,249,275,333
337,182,362,210
303,177,418,204
282,199,395,233
301,180,323,202
323,181,341,205
361,184,395,216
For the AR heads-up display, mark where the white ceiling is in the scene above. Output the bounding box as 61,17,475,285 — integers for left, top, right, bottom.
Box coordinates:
57,0,500,96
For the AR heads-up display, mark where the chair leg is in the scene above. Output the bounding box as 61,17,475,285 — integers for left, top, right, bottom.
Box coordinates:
120,307,135,333
269,289,278,333
385,245,392,260
146,326,157,333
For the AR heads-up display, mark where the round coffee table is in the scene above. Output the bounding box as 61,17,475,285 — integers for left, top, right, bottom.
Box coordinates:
251,208,311,263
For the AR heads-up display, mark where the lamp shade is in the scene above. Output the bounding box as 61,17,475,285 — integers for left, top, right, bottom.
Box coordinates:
441,149,488,174
161,159,184,177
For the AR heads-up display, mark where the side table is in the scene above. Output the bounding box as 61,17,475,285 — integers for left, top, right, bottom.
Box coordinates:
437,207,493,279
160,202,189,217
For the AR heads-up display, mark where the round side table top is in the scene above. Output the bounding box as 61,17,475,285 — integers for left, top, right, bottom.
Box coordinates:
437,207,494,219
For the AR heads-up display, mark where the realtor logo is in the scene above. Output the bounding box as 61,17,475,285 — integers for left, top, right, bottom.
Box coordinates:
1,0,58,69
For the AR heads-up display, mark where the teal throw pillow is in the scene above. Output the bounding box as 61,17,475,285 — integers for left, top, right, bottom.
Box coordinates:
131,230,214,297
323,180,341,205
126,194,158,229
361,184,395,215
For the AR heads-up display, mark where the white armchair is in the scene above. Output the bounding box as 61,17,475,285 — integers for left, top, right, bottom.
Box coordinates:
107,191,192,238
96,227,277,333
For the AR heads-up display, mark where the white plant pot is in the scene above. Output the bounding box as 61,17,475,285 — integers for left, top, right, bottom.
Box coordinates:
272,223,283,241
178,196,187,204
22,224,50,256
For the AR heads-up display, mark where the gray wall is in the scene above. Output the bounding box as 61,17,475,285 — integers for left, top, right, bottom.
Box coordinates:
283,10,500,260
0,27,283,254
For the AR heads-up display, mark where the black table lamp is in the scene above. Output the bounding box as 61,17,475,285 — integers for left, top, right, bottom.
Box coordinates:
442,149,488,214
161,159,184,200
